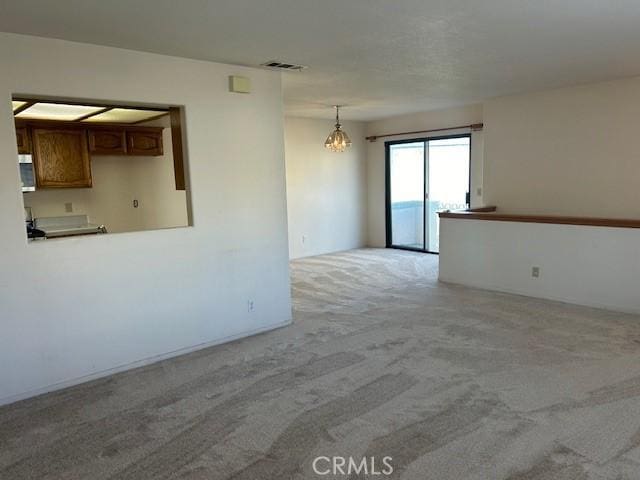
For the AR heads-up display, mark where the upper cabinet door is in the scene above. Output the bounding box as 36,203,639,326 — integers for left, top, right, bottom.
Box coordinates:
15,127,31,154
32,128,92,188
88,129,126,155
126,130,163,156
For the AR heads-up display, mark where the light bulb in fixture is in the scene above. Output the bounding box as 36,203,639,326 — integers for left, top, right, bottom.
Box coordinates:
324,105,352,152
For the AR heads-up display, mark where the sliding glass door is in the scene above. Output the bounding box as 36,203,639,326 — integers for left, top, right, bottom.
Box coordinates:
386,135,470,253
387,142,425,249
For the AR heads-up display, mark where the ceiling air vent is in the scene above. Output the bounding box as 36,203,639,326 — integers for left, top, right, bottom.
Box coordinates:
260,60,307,71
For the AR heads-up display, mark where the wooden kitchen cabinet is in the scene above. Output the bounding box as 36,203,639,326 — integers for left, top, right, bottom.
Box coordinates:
15,127,31,154
32,128,92,188
127,129,163,156
17,121,164,190
88,129,126,155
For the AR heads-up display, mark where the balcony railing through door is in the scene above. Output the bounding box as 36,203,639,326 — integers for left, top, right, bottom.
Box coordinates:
386,135,471,253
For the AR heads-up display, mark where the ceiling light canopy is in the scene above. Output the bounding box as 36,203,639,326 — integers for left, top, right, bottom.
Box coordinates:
12,100,27,111
12,99,168,123
82,108,164,123
324,105,351,153
15,102,104,121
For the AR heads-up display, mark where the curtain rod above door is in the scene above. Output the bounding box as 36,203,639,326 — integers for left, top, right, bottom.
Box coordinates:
366,123,483,142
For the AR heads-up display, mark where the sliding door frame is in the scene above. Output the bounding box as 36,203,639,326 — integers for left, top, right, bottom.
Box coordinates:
385,133,472,254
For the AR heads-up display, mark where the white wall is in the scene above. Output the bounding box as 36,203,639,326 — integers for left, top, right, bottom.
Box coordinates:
0,33,291,405
284,117,367,259
365,104,484,247
484,76,640,217
23,117,189,234
439,218,640,314
440,77,640,313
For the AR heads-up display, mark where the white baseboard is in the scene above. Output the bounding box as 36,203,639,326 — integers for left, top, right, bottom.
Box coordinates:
439,276,640,315
0,319,292,407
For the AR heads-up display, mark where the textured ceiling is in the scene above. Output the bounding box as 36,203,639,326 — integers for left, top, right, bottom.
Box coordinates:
2,0,640,121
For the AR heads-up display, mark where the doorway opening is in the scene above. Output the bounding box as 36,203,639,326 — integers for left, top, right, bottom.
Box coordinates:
385,134,470,253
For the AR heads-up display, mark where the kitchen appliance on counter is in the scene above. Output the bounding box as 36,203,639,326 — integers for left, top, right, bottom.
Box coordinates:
19,154,36,192
27,224,46,239
24,207,45,239
33,215,107,239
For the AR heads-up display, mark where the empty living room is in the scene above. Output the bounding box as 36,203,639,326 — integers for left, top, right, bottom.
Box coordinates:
3,1,640,479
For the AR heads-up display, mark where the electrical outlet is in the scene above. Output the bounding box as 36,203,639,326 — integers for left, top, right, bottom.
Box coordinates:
247,300,255,313
64,202,73,213
532,266,540,278
133,199,139,208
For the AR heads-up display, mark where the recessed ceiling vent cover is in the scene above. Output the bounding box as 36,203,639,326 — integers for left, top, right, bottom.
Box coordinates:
260,61,307,71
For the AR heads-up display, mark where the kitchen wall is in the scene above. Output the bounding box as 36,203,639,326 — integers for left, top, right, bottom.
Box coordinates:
284,117,367,259
23,116,189,233
365,104,484,247
0,33,291,405
483,76,640,217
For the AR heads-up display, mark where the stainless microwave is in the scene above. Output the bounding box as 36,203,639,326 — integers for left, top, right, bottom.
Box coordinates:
19,154,35,192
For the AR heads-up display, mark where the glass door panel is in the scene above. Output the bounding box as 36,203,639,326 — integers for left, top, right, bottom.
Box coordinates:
426,137,470,252
386,135,470,254
389,142,425,250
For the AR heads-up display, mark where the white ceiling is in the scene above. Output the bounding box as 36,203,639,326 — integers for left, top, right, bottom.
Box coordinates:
2,0,640,121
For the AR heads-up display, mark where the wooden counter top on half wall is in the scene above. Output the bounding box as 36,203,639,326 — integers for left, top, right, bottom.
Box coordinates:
439,206,640,229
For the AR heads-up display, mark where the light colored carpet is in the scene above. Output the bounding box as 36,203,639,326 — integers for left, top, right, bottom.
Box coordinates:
2,248,640,479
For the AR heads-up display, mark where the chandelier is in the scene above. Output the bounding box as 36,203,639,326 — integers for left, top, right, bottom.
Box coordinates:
324,105,352,152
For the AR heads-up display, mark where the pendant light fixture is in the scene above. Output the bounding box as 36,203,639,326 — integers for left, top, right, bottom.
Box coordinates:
324,105,352,152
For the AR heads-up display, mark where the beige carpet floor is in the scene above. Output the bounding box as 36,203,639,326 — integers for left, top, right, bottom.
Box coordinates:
2,248,640,479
